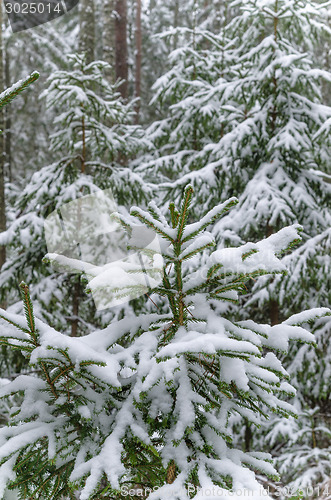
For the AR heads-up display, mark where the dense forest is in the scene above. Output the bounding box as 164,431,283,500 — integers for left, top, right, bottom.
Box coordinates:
0,0,330,499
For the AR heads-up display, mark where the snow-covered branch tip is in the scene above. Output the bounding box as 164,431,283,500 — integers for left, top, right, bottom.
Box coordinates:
0,72,40,110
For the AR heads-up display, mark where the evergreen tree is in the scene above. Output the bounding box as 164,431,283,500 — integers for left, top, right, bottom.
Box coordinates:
0,71,40,281
210,1,331,491
42,52,146,201
0,53,149,336
4,19,75,183
134,16,234,205
140,0,330,227
79,0,96,64
135,0,230,123
136,1,331,491
0,186,329,499
214,0,331,241
262,317,331,495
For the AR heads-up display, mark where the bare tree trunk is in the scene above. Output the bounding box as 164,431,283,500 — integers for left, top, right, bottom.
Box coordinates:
0,3,6,273
134,0,142,121
103,0,115,82
115,0,128,99
79,0,95,64
5,43,11,182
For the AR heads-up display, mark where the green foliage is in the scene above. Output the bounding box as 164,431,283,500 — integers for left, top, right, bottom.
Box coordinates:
0,53,151,336
0,187,327,498
0,72,39,111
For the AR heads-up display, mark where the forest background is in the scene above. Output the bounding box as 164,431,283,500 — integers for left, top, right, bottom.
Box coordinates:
0,0,330,498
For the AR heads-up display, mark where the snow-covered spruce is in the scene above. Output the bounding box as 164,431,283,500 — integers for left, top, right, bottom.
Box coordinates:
0,53,149,335
204,2,331,488
137,0,330,225
41,53,149,200
0,186,329,499
4,17,76,179
210,0,331,256
259,313,331,496
134,19,237,209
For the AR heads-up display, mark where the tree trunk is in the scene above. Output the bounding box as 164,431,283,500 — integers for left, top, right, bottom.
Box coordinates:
115,0,128,99
71,279,81,337
266,222,279,325
173,0,179,50
79,0,95,64
5,43,11,182
103,0,115,82
0,2,6,272
134,0,142,121
244,418,252,452
269,299,279,326
166,460,176,484
70,129,87,336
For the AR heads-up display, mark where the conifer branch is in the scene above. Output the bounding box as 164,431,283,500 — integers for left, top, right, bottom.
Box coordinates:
169,202,180,228
0,314,30,334
131,208,175,243
0,72,40,110
176,184,193,243
19,282,36,337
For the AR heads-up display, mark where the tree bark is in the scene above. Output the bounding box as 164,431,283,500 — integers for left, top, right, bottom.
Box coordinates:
134,0,142,121
79,0,95,64
0,2,6,272
244,418,252,452
166,460,176,484
173,0,179,50
115,0,128,99
269,299,279,326
266,222,279,325
71,279,81,337
5,46,11,182
103,0,115,82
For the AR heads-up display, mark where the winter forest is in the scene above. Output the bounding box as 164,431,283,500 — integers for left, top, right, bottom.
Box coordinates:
0,0,330,498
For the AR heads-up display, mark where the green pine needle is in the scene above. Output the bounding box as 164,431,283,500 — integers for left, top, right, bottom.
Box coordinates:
19,282,36,338
0,72,40,110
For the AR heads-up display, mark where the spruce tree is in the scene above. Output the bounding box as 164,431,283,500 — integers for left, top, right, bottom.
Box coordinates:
135,0,244,210
0,186,329,499
209,1,331,491
136,1,331,490
0,71,40,274
214,0,331,241
261,316,331,494
135,12,234,207
0,53,148,336
140,0,330,226
5,21,75,181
